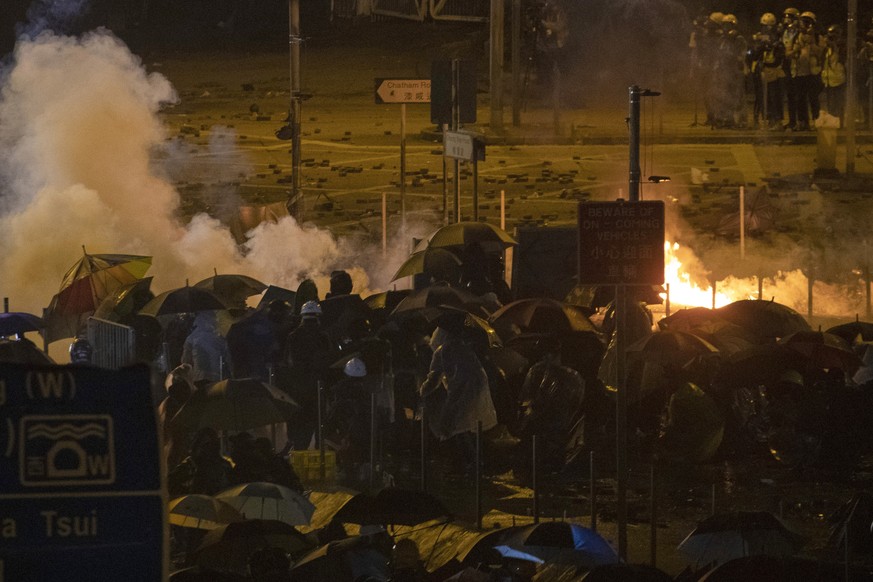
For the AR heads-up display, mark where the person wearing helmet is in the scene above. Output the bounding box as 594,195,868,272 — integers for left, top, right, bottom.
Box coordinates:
781,8,802,129
69,336,93,364
699,12,725,126
821,24,847,124
859,29,873,128
786,11,824,130
284,299,334,449
712,14,748,128
749,13,785,128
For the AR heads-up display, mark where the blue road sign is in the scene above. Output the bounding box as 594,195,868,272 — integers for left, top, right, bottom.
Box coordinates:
0,363,164,581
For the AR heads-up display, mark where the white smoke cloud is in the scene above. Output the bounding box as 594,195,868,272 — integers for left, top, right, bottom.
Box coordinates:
0,29,422,333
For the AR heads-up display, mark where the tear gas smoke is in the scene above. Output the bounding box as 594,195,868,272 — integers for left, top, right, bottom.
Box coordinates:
0,30,425,335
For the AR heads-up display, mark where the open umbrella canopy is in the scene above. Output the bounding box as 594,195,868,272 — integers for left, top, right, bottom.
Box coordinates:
172,378,298,432
332,487,452,526
716,299,811,339
391,248,463,282
390,284,480,317
0,311,44,337
289,535,393,582
657,307,725,333
420,221,517,250
581,563,674,582
498,521,619,568
194,272,267,308
490,298,600,336
826,320,873,344
194,519,313,576
140,284,228,318
777,330,862,372
626,329,719,367
93,276,155,323
698,555,863,582
678,511,805,570
0,338,54,364
431,305,502,349
168,494,244,530
54,247,152,315
216,482,315,526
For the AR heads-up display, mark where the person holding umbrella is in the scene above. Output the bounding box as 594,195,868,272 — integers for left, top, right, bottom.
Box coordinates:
283,300,335,450
419,317,497,475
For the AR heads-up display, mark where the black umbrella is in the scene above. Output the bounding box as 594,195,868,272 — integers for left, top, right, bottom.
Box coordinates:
697,555,851,582
490,298,599,336
140,284,228,318
716,299,811,339
93,276,155,323
194,272,267,308
678,511,804,570
171,378,299,432
626,329,719,367
194,519,313,576
0,338,54,365
390,284,479,317
332,487,451,526
777,331,862,372
826,320,873,344
289,535,392,582
0,311,44,337
582,563,674,582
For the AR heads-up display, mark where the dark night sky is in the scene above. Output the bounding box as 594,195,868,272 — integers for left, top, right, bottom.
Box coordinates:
0,0,869,60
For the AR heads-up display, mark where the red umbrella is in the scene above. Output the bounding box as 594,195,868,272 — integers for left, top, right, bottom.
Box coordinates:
54,246,152,315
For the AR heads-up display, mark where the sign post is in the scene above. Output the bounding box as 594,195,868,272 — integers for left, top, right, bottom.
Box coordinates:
375,78,431,226
0,364,164,581
577,199,665,561
443,130,485,222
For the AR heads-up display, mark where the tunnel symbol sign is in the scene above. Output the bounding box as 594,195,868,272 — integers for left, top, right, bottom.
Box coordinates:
19,415,115,486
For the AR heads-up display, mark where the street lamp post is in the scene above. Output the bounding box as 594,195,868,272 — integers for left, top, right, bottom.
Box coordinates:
288,0,303,219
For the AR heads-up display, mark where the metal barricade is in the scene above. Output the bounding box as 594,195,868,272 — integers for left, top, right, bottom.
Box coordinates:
87,317,136,369
429,0,488,22
372,0,427,21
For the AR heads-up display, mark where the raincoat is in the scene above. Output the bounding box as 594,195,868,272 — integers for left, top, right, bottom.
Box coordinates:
419,330,497,441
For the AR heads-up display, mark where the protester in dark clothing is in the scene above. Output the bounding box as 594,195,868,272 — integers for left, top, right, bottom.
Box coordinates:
515,337,586,473
226,299,294,381
293,278,319,315
253,437,304,492
326,269,353,298
284,300,335,449
160,364,196,468
168,427,233,496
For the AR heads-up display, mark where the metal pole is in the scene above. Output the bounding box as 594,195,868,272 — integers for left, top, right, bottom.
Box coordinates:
712,282,717,310
452,60,461,224
650,463,657,567
511,0,521,127
665,283,671,318
490,0,504,133
476,421,483,530
846,0,858,176
532,435,539,524
473,159,479,221
615,284,628,560
400,103,407,226
382,192,387,258
370,392,377,492
318,380,325,481
629,86,642,202
553,60,561,135
420,405,427,492
758,276,764,300
288,0,303,220
808,269,814,319
740,186,745,260
442,124,449,225
589,451,597,531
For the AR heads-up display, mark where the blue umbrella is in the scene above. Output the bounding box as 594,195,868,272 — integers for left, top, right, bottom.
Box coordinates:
500,522,619,568
493,545,544,564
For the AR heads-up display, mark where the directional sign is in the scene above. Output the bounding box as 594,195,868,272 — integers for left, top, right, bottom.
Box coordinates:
444,130,485,162
577,200,665,285
0,363,164,582
374,78,431,104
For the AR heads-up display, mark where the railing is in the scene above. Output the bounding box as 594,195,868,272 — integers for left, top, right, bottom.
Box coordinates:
372,0,428,21
429,0,489,22
87,317,136,369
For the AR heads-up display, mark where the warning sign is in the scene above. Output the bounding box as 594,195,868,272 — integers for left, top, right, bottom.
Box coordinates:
577,200,665,285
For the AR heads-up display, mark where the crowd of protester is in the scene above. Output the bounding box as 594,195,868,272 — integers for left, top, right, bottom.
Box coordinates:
689,8,872,131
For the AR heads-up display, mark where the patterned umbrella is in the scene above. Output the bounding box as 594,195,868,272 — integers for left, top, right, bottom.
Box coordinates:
216,482,315,526
168,494,244,530
54,246,152,315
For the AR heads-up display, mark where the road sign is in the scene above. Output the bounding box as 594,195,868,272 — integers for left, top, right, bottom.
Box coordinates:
374,78,431,104
0,363,164,582
444,130,485,162
577,200,665,285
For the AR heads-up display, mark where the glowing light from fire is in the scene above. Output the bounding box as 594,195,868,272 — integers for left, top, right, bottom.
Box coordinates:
661,241,738,309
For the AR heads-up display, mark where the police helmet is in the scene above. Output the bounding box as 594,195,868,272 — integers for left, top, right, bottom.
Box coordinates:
800,11,816,23
760,13,777,26
722,14,738,26
709,12,724,25
300,300,322,318
783,7,800,18
344,357,367,378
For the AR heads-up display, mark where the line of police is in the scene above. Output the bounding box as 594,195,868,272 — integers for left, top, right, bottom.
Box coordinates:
691,9,857,131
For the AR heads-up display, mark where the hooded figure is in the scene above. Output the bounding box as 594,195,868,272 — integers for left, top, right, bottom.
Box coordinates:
181,311,229,384
419,323,497,471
